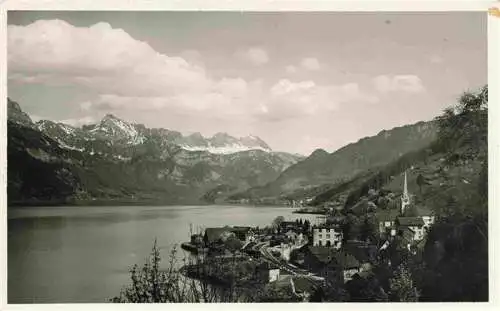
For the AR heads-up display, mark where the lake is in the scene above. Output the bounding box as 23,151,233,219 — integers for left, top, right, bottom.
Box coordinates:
8,204,318,303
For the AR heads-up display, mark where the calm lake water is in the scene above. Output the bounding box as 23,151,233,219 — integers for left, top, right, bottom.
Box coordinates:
8,205,318,303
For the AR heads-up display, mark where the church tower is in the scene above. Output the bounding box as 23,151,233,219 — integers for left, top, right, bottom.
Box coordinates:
401,171,410,215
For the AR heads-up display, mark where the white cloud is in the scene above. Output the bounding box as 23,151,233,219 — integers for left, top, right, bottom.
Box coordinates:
261,79,378,120
300,57,321,71
80,101,93,111
285,65,297,74
8,20,211,97
238,47,269,66
180,49,202,62
58,116,98,127
429,54,444,64
8,20,378,127
372,75,425,93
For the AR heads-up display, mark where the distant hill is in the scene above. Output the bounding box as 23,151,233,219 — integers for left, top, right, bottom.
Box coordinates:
304,85,487,220
230,120,438,202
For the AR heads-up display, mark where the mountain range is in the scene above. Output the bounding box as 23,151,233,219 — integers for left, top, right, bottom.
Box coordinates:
229,120,438,203
7,97,438,206
34,113,273,155
7,98,302,205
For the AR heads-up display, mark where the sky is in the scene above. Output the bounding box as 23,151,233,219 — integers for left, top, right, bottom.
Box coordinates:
7,11,487,155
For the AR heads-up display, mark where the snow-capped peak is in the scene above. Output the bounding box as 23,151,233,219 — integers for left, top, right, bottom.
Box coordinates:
88,114,145,144
32,111,271,154
182,144,270,155
179,132,271,154
59,123,76,135
35,120,77,137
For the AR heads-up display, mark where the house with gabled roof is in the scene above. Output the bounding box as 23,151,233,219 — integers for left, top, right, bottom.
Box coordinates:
303,246,362,283
230,226,256,242
280,221,300,233
396,216,425,241
344,240,377,266
291,276,320,302
203,226,234,245
377,209,399,237
256,262,280,283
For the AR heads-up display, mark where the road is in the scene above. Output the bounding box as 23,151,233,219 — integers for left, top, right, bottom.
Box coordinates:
255,242,324,281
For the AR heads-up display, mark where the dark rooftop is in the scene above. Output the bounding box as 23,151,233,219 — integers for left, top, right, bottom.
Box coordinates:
357,270,374,279
308,246,334,263
280,221,298,227
333,251,361,269
292,277,319,294
344,241,377,263
397,217,425,227
258,261,280,271
308,246,361,269
376,209,400,221
231,226,252,232
204,226,232,243
401,228,415,242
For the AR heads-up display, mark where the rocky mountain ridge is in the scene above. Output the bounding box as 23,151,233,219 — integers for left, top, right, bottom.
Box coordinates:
32,111,273,155
229,120,438,203
7,98,303,205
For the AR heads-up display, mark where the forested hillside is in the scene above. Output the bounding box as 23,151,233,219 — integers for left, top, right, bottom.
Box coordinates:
311,85,488,301
230,120,437,203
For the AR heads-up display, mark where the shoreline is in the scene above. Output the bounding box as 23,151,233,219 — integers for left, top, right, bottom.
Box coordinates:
292,207,327,215
293,210,326,215
7,200,295,209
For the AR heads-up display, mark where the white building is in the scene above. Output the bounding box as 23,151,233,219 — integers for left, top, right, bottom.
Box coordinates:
312,227,343,249
268,268,280,283
279,243,292,261
379,220,396,236
421,216,435,230
258,263,280,283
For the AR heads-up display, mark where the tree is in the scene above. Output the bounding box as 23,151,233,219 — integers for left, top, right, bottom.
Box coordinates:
345,273,388,302
416,173,425,194
310,279,349,302
342,213,363,242
478,160,488,203
112,240,244,303
303,219,311,233
111,239,190,303
360,215,378,243
255,284,301,302
389,264,420,302
272,216,285,229
435,85,487,158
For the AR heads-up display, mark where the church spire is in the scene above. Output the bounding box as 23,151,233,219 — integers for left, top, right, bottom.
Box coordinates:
401,170,410,215
403,170,408,197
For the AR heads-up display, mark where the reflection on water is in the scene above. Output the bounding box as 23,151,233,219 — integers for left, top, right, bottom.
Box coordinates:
8,205,317,303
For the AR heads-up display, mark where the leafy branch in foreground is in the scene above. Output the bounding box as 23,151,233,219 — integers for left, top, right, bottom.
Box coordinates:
111,239,197,303
111,239,267,303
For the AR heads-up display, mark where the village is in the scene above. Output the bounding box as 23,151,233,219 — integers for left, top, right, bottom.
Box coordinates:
180,171,436,301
